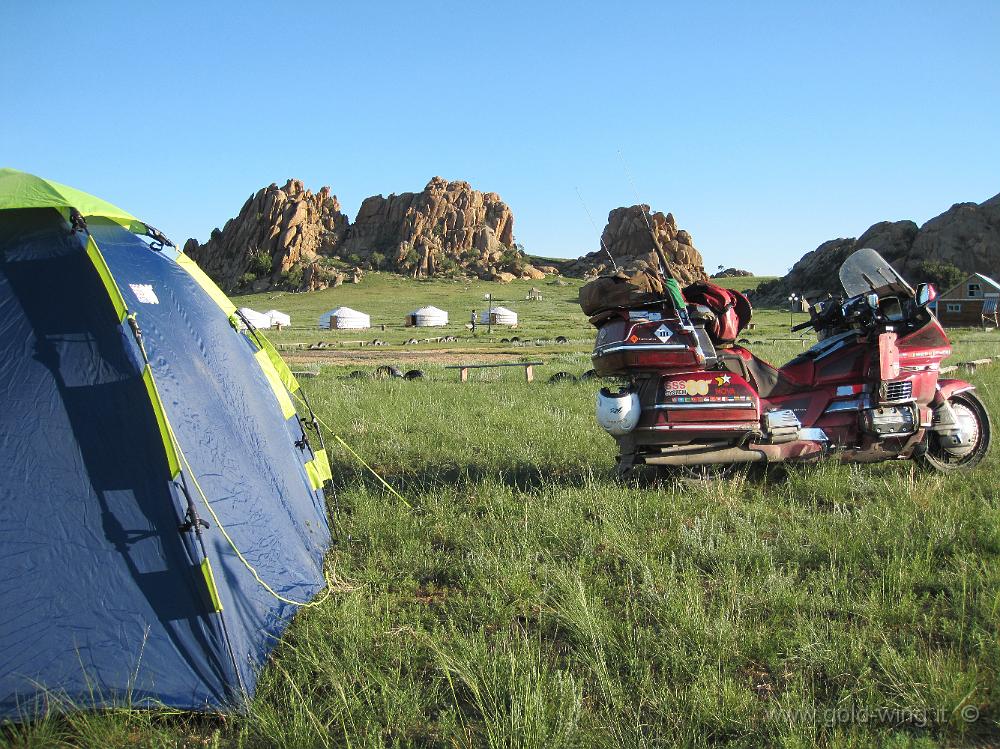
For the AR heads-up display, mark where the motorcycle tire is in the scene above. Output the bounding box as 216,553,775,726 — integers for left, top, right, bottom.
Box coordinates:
918,390,992,472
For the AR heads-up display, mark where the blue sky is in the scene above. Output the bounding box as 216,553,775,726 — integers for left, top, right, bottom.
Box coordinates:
2,1,998,274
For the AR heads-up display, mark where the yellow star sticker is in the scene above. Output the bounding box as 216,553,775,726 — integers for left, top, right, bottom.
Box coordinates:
715,374,731,386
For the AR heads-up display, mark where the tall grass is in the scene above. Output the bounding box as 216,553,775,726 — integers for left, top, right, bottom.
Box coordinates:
5,329,999,747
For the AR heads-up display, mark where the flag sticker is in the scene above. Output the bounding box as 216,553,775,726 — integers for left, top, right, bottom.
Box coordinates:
129,284,159,304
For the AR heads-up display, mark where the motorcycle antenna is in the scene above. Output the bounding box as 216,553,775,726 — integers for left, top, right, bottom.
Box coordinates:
575,186,619,273
616,148,674,282
617,149,693,329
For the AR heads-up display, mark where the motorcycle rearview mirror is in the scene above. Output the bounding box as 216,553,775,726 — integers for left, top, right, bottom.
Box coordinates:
866,293,879,310
915,282,937,307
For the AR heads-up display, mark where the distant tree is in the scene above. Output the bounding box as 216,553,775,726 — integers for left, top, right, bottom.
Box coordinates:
752,278,782,299
499,247,525,274
370,251,386,271
915,260,964,292
437,255,459,277
285,263,304,289
401,245,420,270
249,246,272,276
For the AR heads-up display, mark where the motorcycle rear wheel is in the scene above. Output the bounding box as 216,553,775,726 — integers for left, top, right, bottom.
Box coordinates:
918,391,992,472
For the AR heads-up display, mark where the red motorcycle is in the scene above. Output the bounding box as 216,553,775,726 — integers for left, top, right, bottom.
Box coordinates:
591,249,991,476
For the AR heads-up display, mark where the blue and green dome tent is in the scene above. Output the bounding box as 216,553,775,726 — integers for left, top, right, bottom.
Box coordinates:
0,169,333,717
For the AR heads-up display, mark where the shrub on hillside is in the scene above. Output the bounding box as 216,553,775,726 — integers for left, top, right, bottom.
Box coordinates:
249,246,272,276
285,263,304,289
915,260,964,292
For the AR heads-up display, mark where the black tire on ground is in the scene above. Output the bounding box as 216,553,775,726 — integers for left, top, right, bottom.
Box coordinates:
580,369,598,380
918,390,992,472
348,370,367,379
548,371,578,383
737,338,750,344
373,365,403,380
405,338,418,345
403,369,425,380
555,336,568,344
500,338,509,343
510,336,520,342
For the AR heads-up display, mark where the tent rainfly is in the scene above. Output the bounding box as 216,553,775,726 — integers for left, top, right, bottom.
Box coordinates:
319,306,370,329
479,306,518,326
0,168,332,718
266,309,291,328
405,305,448,327
238,306,274,329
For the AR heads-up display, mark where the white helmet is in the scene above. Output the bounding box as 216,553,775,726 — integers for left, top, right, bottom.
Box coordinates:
596,386,641,435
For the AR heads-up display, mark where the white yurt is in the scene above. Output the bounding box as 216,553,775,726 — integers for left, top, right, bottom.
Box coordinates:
406,305,449,327
266,309,291,328
479,306,518,326
237,307,273,329
319,306,371,330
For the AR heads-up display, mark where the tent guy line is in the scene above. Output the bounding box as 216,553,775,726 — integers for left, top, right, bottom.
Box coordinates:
289,389,415,511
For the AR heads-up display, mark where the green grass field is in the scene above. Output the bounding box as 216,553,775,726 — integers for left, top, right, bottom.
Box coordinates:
228,273,778,353
6,276,1000,748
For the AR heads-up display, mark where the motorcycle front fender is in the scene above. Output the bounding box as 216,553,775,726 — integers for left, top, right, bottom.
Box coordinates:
935,378,976,405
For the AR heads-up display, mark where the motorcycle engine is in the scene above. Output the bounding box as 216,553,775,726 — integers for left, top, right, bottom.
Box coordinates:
860,403,917,437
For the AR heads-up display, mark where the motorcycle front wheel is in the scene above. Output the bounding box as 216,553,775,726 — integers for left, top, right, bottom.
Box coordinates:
918,390,992,472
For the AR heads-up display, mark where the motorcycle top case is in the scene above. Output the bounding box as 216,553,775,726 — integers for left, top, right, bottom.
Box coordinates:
591,310,703,376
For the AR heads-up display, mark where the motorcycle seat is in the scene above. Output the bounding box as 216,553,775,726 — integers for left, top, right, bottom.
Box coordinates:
716,347,809,400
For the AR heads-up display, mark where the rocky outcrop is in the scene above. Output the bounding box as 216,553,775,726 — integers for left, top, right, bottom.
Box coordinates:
336,176,516,278
184,179,349,292
907,196,1000,273
753,192,1000,305
712,268,753,278
185,176,526,290
561,205,707,285
520,263,546,280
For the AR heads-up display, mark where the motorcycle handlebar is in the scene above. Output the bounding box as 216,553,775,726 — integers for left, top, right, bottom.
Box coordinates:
791,320,814,332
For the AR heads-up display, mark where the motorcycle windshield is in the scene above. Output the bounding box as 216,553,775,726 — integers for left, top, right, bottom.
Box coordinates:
839,248,913,298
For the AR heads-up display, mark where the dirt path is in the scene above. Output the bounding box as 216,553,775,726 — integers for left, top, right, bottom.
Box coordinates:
283,348,552,366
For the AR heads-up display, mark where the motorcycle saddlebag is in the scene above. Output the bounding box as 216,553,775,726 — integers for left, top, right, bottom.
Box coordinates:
683,281,752,346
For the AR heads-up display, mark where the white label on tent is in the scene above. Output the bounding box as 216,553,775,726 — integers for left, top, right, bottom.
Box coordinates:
129,283,159,304
653,323,671,342
129,283,160,304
